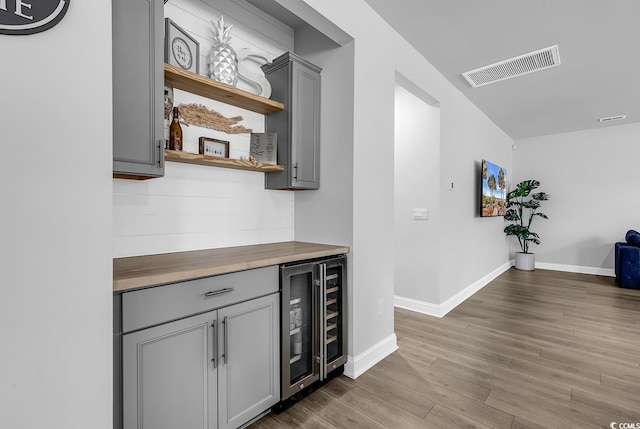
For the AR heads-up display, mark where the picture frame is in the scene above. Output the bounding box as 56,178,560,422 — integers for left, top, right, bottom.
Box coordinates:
250,133,278,165
164,18,199,74
199,137,230,158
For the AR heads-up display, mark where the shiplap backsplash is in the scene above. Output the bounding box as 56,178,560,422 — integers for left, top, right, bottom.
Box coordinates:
113,0,294,258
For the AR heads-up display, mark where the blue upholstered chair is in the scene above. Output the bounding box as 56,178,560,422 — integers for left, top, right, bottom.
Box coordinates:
615,229,640,289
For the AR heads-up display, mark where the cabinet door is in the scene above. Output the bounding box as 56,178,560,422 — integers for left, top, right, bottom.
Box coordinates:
264,52,321,190
280,263,320,400
218,293,280,429
112,0,164,179
122,311,217,429
290,60,320,189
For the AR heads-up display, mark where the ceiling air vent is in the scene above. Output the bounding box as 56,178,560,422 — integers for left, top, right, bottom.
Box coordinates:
462,45,561,88
598,115,627,123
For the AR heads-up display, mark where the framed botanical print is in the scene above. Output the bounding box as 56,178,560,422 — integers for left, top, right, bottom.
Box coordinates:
199,137,230,158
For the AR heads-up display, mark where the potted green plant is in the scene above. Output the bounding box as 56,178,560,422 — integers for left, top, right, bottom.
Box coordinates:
503,180,550,270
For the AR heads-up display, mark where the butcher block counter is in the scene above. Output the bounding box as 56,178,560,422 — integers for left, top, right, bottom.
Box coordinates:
113,241,350,292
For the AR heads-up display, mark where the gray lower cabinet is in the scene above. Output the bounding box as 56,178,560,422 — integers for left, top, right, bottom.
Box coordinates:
122,293,279,429
123,311,216,429
263,52,321,190
112,0,164,179
116,266,280,429
218,295,280,429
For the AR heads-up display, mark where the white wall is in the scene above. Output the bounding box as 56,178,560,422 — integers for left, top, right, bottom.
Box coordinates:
514,123,640,274
113,0,296,258
0,2,113,428
290,0,513,374
437,88,513,306
394,85,441,304
393,71,512,317
292,25,356,359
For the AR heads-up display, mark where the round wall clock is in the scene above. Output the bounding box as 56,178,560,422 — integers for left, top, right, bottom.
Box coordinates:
172,37,193,70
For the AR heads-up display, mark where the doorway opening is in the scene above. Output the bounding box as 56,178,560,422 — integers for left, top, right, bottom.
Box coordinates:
394,73,441,309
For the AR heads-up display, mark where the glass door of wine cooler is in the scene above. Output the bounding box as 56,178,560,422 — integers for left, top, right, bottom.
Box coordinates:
280,263,319,400
320,257,347,379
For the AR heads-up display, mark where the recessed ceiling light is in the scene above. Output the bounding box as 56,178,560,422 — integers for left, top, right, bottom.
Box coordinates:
598,115,627,123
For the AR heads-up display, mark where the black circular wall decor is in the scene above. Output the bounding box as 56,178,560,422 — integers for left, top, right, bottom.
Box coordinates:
0,0,71,35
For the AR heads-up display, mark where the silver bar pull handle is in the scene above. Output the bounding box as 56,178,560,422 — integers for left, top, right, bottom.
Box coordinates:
157,139,165,167
293,163,298,181
204,287,234,298
222,316,228,364
319,263,327,380
211,320,218,368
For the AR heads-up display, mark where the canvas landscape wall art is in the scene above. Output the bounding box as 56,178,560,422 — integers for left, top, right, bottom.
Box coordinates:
481,159,507,217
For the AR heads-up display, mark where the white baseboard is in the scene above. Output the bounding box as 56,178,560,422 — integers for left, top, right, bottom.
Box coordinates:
394,261,513,318
535,262,615,277
394,296,443,317
394,261,615,320
343,333,398,379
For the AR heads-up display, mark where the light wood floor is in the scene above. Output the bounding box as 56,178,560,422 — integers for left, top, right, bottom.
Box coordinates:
249,268,640,429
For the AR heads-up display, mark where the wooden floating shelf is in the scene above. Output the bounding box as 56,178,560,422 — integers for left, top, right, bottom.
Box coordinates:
164,63,285,115
165,150,285,173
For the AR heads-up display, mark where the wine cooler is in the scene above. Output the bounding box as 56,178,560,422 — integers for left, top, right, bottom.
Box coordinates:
278,255,347,404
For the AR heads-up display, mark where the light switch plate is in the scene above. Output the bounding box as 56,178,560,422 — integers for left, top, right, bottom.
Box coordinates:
413,208,428,220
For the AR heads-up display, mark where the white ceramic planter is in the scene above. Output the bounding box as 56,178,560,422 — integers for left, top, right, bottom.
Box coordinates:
515,252,535,271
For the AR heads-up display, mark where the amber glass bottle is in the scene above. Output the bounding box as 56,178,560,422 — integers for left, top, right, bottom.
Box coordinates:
169,107,182,151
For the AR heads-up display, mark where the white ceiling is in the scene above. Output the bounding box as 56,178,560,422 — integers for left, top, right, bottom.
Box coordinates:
362,0,640,139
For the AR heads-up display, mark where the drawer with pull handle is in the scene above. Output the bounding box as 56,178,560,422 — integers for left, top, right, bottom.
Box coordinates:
122,265,278,333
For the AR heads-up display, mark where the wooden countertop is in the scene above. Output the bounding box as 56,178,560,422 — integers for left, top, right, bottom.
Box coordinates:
113,241,349,292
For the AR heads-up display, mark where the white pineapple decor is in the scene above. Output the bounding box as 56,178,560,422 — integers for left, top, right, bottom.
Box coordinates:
208,16,238,86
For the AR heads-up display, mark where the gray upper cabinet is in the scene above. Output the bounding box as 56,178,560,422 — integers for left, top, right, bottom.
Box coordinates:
263,52,321,190
112,0,164,179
